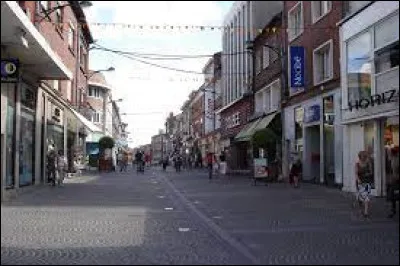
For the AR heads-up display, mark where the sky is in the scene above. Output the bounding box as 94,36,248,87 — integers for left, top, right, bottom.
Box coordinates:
84,1,234,147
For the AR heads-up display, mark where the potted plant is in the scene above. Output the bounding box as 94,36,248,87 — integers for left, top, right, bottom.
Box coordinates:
98,136,115,171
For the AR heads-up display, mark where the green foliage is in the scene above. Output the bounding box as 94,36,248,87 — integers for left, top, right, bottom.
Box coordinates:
99,136,115,150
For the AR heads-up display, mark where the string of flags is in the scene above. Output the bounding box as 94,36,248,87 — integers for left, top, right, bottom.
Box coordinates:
37,20,336,34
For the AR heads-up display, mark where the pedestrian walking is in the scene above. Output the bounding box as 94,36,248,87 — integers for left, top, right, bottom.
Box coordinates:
56,150,67,186
219,150,227,175
289,158,302,188
355,150,374,217
47,145,57,186
206,151,213,181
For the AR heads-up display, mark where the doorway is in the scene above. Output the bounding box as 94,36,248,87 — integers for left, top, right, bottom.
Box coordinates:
305,125,321,182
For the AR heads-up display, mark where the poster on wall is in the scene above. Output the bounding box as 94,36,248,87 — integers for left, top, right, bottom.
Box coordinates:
290,46,305,95
304,104,320,123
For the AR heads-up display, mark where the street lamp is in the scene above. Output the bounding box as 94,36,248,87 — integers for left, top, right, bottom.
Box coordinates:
85,67,115,79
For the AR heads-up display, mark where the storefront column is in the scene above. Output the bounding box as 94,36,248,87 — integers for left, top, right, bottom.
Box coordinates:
34,88,43,185
64,116,68,157
41,95,48,183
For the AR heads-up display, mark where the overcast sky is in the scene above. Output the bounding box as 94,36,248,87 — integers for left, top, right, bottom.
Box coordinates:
84,1,233,147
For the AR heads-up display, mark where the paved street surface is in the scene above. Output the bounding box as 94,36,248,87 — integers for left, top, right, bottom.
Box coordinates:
1,167,399,265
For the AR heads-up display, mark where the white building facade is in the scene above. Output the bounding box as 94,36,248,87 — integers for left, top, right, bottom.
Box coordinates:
339,1,399,196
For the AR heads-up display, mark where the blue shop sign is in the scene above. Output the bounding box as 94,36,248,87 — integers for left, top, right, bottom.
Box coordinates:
1,59,19,83
290,46,305,94
304,104,320,123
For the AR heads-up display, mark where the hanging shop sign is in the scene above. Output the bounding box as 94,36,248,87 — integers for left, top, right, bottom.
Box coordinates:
290,46,305,94
1,59,19,83
348,89,399,111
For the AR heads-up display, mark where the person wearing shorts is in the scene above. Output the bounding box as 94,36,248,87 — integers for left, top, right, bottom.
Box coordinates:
356,151,374,217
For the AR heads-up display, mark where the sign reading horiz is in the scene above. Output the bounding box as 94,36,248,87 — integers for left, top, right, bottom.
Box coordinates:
348,89,399,111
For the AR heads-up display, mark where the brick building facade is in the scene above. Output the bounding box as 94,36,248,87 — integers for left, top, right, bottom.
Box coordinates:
282,1,344,186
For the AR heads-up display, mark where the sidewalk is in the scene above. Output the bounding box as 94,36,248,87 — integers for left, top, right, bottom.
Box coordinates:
162,168,399,224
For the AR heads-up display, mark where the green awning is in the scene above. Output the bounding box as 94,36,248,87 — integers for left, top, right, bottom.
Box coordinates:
235,118,262,142
254,112,278,132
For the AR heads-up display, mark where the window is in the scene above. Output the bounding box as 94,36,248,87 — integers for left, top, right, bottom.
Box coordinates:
255,48,263,74
313,40,333,85
66,80,72,101
255,91,264,113
263,46,270,68
53,80,61,92
39,1,49,11
288,2,303,42
92,111,102,123
88,87,102,98
347,31,372,104
374,13,399,49
312,1,331,23
375,42,399,74
264,89,271,113
68,22,75,50
255,80,280,114
294,107,304,154
55,1,63,31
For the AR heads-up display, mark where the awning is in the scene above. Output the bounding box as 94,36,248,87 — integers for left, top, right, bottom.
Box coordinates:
253,112,278,132
70,109,102,133
235,119,262,142
1,1,72,80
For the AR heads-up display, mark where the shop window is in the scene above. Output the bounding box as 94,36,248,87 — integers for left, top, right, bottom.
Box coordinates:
347,31,372,104
5,86,16,188
363,120,375,188
294,107,304,155
384,117,399,188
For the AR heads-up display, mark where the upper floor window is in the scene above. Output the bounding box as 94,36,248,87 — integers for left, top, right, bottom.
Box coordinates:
255,79,280,114
65,80,72,101
55,1,63,31
68,22,75,51
343,1,372,18
313,39,333,85
312,1,331,23
288,2,303,42
88,87,103,98
347,31,372,104
92,111,102,123
39,1,49,11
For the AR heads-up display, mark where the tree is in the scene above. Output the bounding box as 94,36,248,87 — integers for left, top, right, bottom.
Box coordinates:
251,114,282,162
99,136,115,151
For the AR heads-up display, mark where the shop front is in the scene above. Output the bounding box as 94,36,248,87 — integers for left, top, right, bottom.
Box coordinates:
283,90,343,186
340,4,399,195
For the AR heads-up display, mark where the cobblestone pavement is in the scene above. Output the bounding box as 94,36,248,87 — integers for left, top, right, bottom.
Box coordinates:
1,167,399,265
